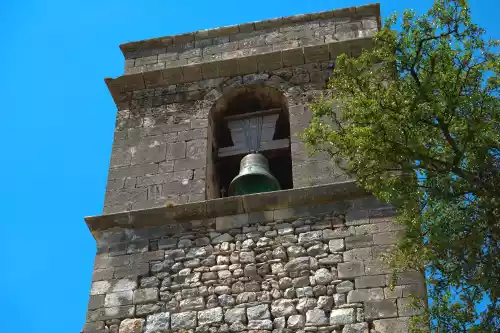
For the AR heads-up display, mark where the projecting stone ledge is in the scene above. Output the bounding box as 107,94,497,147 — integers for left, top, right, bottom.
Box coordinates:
105,37,373,104
84,181,369,236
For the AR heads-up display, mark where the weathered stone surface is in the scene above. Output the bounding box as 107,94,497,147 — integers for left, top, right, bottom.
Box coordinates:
296,298,317,314
247,304,271,320
144,313,169,333
336,280,354,293
298,231,322,244
198,307,223,325
247,319,273,330
274,317,286,329
397,298,424,317
134,288,159,304
212,233,234,244
330,308,356,325
372,317,410,332
284,257,317,272
287,314,306,329
317,296,334,310
271,299,297,318
225,308,247,324
305,309,328,326
180,296,205,310
347,288,384,303
119,318,145,333
105,291,133,307
342,322,369,333
314,268,335,285
364,300,398,320
171,311,197,329
355,275,386,289
329,239,345,252
338,262,365,278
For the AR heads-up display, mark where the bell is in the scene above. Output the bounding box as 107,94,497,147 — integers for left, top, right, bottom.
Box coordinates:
229,153,281,196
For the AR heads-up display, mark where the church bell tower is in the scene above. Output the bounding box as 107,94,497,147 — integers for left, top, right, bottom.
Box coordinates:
83,4,426,333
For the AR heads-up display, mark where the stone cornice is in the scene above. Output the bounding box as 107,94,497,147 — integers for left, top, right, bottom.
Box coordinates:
105,37,373,103
118,3,380,56
85,181,368,236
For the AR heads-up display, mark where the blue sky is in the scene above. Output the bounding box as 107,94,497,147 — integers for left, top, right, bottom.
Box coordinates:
0,1,497,332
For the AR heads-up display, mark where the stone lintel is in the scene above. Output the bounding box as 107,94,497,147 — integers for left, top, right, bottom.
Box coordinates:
85,181,368,236
118,3,380,56
105,37,373,103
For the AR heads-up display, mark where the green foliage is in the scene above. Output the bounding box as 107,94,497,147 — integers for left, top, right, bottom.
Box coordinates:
302,0,499,331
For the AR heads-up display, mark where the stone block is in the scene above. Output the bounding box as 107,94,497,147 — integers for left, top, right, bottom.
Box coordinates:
136,303,165,316
112,278,138,292
347,288,384,303
343,248,373,262
134,288,159,304
247,304,271,320
284,257,317,272
336,280,354,293
237,56,258,75
271,299,297,317
145,313,170,333
219,58,238,77
384,286,403,299
305,309,328,326
298,231,323,244
90,305,135,321
397,298,424,317
247,319,273,330
282,48,304,67
225,308,247,324
92,269,114,282
342,322,369,333
108,164,158,180
304,44,330,62
401,283,427,298
114,262,149,278
116,318,144,333
330,308,355,325
166,141,186,160
88,295,105,310
338,262,365,279
387,272,424,286
364,260,393,276
198,307,223,325
355,275,386,289
323,227,355,240
345,235,374,249
328,239,345,252
372,317,410,333
216,214,249,231
287,314,306,329
104,291,133,307
171,311,197,329
364,300,398,320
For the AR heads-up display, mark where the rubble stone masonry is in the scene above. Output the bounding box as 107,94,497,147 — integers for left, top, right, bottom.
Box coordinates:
84,187,425,333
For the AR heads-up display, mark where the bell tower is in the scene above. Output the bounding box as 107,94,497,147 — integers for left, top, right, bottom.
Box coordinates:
83,3,426,333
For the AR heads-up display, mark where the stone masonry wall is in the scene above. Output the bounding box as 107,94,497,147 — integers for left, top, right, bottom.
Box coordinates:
122,14,378,75
84,196,425,333
104,62,349,214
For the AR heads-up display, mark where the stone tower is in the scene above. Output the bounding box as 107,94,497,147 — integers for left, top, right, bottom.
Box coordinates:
83,3,426,333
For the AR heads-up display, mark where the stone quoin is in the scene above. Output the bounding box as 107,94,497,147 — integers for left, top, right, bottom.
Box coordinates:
82,3,427,333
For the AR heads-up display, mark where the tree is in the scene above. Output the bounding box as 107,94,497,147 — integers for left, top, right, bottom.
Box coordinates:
302,0,499,331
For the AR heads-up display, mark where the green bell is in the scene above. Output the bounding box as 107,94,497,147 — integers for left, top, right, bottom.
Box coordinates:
229,153,281,196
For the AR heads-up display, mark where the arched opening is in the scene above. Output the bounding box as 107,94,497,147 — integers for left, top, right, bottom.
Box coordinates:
207,85,293,198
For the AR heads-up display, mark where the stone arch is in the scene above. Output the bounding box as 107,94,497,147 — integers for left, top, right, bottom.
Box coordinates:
205,84,293,199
